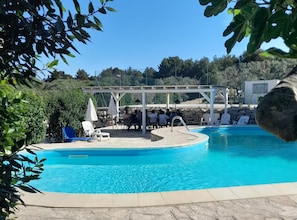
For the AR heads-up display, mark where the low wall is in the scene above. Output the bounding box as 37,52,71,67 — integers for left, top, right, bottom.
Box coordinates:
181,106,256,125
95,106,257,128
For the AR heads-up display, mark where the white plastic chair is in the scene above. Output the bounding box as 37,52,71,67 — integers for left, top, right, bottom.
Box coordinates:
233,116,250,125
219,113,231,125
82,121,110,141
211,113,221,125
200,113,210,125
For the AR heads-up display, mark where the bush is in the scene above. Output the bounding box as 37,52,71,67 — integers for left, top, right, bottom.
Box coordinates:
0,80,45,218
22,90,47,144
45,89,94,142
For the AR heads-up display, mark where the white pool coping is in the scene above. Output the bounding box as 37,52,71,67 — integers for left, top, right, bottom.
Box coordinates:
21,182,297,208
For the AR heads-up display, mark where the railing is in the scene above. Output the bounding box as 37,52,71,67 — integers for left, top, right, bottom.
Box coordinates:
171,116,190,132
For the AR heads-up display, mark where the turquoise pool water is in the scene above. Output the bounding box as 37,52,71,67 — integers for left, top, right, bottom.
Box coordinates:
31,126,297,194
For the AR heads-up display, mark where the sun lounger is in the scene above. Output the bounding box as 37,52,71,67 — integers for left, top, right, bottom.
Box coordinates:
62,126,93,142
233,115,250,125
219,113,231,125
82,121,110,141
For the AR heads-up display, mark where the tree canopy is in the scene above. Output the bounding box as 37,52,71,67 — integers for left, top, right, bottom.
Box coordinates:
199,0,297,58
0,0,115,85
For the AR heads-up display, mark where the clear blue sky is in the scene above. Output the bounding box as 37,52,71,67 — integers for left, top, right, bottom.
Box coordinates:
42,0,255,77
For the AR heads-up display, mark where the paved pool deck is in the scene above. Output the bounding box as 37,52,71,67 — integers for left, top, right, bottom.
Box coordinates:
12,126,297,219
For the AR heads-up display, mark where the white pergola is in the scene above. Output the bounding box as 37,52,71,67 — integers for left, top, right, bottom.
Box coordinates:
82,85,229,133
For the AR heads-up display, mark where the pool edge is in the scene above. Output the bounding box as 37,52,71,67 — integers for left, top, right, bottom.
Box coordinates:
20,182,297,208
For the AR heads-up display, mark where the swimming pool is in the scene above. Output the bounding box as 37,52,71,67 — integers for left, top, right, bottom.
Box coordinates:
31,126,297,194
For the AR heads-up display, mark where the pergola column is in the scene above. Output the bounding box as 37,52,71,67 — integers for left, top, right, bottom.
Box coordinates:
111,92,126,123
166,93,170,109
141,92,146,134
224,88,229,114
209,89,215,124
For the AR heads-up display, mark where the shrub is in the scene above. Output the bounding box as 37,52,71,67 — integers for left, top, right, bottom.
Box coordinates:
22,90,47,144
45,89,94,142
0,80,45,217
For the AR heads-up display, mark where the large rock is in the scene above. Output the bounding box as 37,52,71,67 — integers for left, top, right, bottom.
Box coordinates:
255,66,297,142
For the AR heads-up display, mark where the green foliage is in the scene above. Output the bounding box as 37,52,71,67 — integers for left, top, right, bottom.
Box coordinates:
156,56,184,78
21,90,47,144
198,0,297,58
199,0,228,16
43,78,85,91
46,53,297,106
44,89,93,142
0,80,45,217
46,70,74,82
0,0,115,85
76,69,89,80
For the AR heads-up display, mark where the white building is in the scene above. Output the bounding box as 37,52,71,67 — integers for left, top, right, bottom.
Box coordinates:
244,79,280,104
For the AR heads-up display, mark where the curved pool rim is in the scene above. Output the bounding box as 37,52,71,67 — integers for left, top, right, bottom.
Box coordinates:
22,125,297,208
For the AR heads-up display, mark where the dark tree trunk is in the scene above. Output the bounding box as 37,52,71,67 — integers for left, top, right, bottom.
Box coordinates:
255,66,297,142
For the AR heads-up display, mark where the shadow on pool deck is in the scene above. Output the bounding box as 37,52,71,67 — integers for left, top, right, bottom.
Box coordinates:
100,126,151,139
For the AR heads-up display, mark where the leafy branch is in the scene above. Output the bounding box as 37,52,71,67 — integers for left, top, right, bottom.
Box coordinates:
198,0,297,58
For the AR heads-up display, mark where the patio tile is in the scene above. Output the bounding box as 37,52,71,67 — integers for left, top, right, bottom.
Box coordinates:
58,194,91,207
207,187,239,201
184,189,216,203
30,192,67,207
83,194,113,207
112,193,139,207
229,185,262,199
271,182,297,195
160,190,191,205
251,184,283,197
21,191,45,205
138,192,166,206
